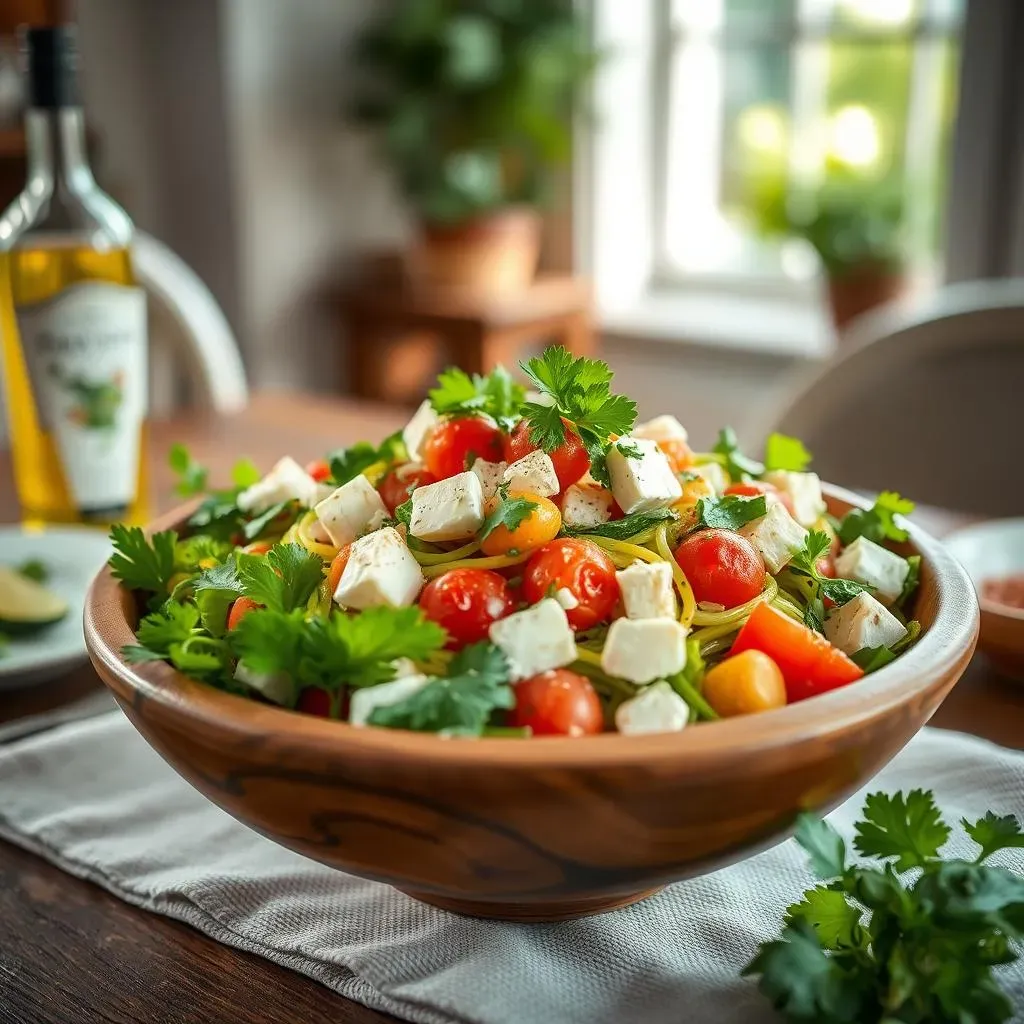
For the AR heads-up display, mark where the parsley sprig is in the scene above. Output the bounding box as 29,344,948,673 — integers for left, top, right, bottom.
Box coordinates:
109,525,178,595
712,426,764,482
429,366,525,432
519,347,637,486
788,530,869,633
478,484,538,543
746,789,1024,1024
169,443,209,497
764,433,813,473
328,431,404,487
838,491,915,547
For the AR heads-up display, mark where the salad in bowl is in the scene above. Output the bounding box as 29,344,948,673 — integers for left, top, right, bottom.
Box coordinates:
109,348,921,739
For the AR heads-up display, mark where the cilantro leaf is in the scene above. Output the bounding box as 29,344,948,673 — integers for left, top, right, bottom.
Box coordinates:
235,543,324,613
696,494,767,530
108,525,178,594
135,601,200,653
368,642,513,735
231,457,261,489
897,554,920,608
837,491,915,546
229,608,306,690
964,812,1024,862
785,887,865,951
429,366,525,431
16,558,48,583
789,531,869,630
188,494,245,542
168,443,208,497
795,813,848,878
851,645,897,673
242,500,294,541
562,507,678,541
853,789,950,870
193,558,244,636
477,484,538,543
764,433,813,473
123,602,231,684
712,426,763,482
393,498,413,528
328,432,404,487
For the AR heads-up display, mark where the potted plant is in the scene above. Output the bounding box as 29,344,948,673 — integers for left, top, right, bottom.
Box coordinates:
747,164,908,333
350,0,599,295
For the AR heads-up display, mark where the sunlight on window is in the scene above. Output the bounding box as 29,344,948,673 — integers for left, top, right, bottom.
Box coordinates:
839,0,914,27
827,105,880,168
737,105,787,157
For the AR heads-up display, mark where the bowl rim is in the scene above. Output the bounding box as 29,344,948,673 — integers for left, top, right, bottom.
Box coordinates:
84,483,979,769
943,518,1024,624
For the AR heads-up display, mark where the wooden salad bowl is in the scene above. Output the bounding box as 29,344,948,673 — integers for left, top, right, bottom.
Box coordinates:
84,485,979,921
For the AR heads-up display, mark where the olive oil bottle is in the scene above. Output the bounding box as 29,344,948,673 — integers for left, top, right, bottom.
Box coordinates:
0,25,148,527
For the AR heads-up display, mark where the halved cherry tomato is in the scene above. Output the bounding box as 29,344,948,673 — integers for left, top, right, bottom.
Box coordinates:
377,464,436,514
658,438,694,474
505,418,590,491
702,650,787,717
296,686,333,717
724,481,795,517
479,492,562,557
305,459,331,482
522,537,619,630
509,669,604,736
730,602,864,702
674,529,766,609
419,568,514,650
227,596,261,631
423,416,503,480
326,545,352,594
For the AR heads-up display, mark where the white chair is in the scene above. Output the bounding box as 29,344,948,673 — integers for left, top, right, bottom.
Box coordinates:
765,279,1024,517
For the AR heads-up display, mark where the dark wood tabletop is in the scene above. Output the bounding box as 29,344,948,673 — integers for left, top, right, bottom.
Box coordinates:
1,392,1022,1024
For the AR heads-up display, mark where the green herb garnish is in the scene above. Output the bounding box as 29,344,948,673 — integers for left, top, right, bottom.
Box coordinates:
837,491,914,547
429,366,525,432
108,525,178,595
788,530,869,632
328,432,404,487
478,484,538,542
562,507,678,542
169,443,209,497
712,426,764,482
763,433,813,473
696,494,767,531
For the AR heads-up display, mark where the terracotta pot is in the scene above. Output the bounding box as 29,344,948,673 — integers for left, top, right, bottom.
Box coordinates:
828,266,907,334
408,208,541,296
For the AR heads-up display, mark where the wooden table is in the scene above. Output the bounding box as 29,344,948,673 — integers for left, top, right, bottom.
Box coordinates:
1,391,1022,1024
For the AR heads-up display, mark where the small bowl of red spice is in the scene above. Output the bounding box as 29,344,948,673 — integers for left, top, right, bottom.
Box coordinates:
945,519,1024,681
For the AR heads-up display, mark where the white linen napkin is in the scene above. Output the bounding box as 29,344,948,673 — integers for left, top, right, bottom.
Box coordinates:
0,713,1022,1024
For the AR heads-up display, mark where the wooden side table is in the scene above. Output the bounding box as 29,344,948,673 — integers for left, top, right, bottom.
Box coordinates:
339,273,593,404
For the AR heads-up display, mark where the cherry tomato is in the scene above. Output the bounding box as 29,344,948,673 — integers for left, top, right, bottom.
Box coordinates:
242,541,273,555
377,464,436,514
296,686,333,717
305,459,331,482
724,481,795,517
505,418,590,491
674,529,766,609
702,650,787,717
657,438,694,474
479,492,562,557
227,596,261,630
424,416,503,480
326,545,352,595
510,669,604,736
522,538,619,630
419,568,514,650
731,603,864,702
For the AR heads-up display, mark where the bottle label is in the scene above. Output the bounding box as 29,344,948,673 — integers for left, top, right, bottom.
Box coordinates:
19,281,147,518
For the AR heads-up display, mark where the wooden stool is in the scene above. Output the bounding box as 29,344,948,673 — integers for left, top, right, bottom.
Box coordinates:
339,273,593,404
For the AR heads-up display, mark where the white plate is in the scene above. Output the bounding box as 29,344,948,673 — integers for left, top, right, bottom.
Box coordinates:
0,525,112,690
944,518,1024,601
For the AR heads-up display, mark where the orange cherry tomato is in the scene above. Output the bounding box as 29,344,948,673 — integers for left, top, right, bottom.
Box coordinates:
674,529,766,609
377,464,436,514
522,538,619,630
423,416,504,480
505,418,590,491
702,650,787,717
242,541,273,555
326,545,352,595
227,596,261,631
419,568,514,650
305,459,331,482
657,437,695,474
479,492,562,557
509,669,604,736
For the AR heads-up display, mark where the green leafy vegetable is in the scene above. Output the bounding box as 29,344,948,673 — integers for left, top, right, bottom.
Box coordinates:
712,426,763,482
367,642,514,735
122,602,232,683
745,789,1024,1024
173,536,233,575
235,543,324,613
429,365,525,431
477,484,538,542
666,639,717,722
16,558,48,584
168,443,209,497
764,433,813,473
837,491,914,547
241,501,294,542
392,498,413,528
108,525,178,595
562,507,678,542
851,645,896,673
898,554,920,607
231,458,261,489
328,432,404,487
696,494,767,530
188,494,245,541
788,530,869,632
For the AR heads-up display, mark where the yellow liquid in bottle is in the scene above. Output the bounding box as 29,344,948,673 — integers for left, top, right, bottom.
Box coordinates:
0,244,149,527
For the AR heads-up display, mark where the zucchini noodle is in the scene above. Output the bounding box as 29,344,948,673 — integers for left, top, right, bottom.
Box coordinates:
292,511,340,561
587,535,662,565
421,550,532,579
691,574,778,627
654,523,697,629
413,540,480,566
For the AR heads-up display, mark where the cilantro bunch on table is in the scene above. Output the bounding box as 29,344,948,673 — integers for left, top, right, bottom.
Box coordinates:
746,789,1024,1024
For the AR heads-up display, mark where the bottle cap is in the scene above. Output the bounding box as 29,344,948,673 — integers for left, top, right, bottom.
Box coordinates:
21,25,80,109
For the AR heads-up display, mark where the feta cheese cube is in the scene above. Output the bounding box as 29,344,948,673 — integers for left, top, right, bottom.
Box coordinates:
402,400,438,461
488,599,577,681
236,456,325,514
502,451,560,497
234,661,293,706
553,586,579,611
470,458,507,500
409,471,485,542
313,475,388,547
601,617,688,684
561,483,614,529
763,470,826,528
823,591,908,656
632,414,689,444
834,536,909,605
333,527,423,609
615,680,690,735
738,502,808,574
350,674,431,727
616,561,677,620
606,437,683,514
688,462,728,496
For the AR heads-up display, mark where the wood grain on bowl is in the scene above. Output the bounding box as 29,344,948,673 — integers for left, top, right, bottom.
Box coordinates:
83,486,979,921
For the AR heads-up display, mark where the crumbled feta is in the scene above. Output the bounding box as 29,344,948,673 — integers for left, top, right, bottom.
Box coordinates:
688,462,728,496
606,437,682,514
601,617,688,684
632,414,689,444
561,483,614,529
313,475,388,547
615,680,690,735
763,470,827,528
333,526,423,609
823,591,908,656
471,458,507,500
234,661,292,706
236,456,326,514
502,451,560,497
488,599,577,681
402,400,438,462
409,471,485,542
553,586,579,611
738,502,808,574
616,561,677,620
349,674,431,727
834,536,910,606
